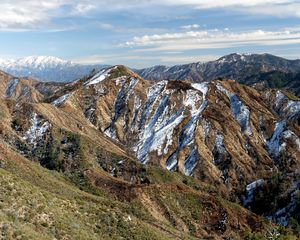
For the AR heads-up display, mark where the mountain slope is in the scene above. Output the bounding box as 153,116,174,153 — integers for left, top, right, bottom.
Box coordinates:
49,65,300,230
136,53,300,96
0,56,106,82
0,67,300,239
0,96,273,240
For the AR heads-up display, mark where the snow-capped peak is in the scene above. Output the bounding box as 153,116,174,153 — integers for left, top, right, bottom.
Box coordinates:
0,56,74,69
0,56,106,82
216,53,253,63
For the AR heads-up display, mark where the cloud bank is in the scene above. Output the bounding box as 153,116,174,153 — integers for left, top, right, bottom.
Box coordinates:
0,0,299,31
124,27,300,52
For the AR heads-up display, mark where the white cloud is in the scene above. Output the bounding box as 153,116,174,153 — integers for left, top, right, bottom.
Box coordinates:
81,1,300,18
67,0,295,9
96,23,115,30
84,0,300,18
167,0,290,8
73,55,106,64
73,53,220,67
73,54,160,66
72,3,96,15
0,1,65,30
181,24,200,30
0,0,96,31
0,0,299,31
243,3,300,18
124,27,300,52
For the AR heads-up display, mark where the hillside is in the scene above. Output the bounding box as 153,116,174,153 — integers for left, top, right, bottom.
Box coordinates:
0,66,299,239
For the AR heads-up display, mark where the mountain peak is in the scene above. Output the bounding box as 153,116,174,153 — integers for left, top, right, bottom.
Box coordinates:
137,53,300,92
216,53,254,63
18,56,72,66
84,65,141,86
0,56,74,70
216,53,285,62
0,56,106,82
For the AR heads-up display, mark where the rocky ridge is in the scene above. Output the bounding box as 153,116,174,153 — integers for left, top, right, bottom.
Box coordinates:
136,53,300,96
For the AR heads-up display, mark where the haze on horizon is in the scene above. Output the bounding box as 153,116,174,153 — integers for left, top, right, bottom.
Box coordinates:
0,0,300,68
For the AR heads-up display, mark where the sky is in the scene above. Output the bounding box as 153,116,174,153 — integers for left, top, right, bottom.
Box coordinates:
0,0,300,68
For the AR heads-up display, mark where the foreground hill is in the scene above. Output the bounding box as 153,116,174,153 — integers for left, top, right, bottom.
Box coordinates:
136,53,300,96
0,67,299,239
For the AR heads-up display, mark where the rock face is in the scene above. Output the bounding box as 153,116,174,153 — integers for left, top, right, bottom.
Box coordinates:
136,53,300,96
1,66,300,239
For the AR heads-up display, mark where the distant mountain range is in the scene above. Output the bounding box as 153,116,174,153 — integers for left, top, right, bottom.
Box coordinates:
0,56,106,82
136,53,300,96
1,53,300,96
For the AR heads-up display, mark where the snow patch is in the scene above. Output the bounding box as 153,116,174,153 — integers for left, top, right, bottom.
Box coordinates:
201,119,211,140
214,133,226,154
243,179,266,206
230,95,252,135
166,152,178,171
5,78,19,97
104,127,117,140
183,89,202,116
52,93,71,106
216,83,232,97
23,113,51,148
139,81,167,129
284,100,300,119
274,90,300,119
137,107,184,163
275,91,285,107
217,83,252,135
115,76,127,86
183,147,199,176
179,100,208,149
283,130,300,151
192,82,208,98
267,121,286,157
85,67,115,86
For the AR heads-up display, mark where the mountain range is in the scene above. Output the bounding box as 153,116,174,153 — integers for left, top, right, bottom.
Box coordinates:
0,56,106,82
2,53,300,97
137,53,300,96
0,64,300,239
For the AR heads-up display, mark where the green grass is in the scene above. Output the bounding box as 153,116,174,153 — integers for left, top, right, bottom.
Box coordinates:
0,159,176,240
0,139,205,239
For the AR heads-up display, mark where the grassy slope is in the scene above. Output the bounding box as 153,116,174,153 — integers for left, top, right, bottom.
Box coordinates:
1,137,286,239
0,140,192,240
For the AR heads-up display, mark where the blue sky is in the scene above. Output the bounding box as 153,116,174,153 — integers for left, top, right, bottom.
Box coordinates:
0,0,300,68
